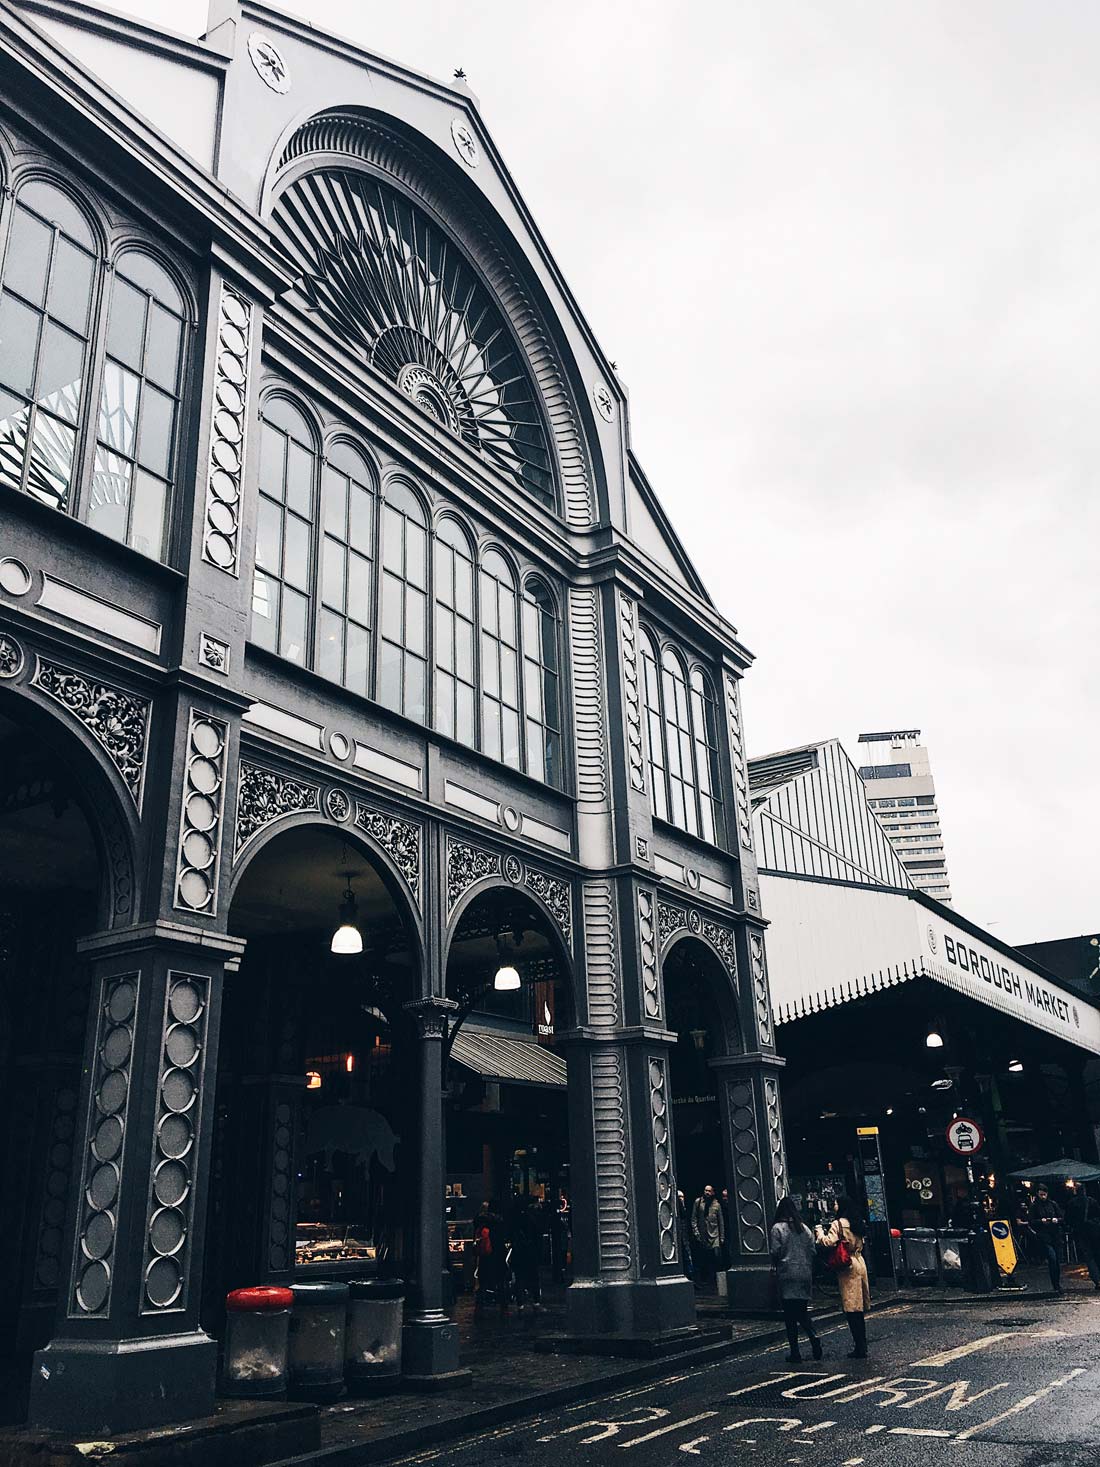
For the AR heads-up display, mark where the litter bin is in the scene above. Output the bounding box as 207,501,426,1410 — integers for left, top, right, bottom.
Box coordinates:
222,1285,294,1398
901,1227,939,1285
346,1278,404,1390
289,1280,349,1400
938,1228,968,1287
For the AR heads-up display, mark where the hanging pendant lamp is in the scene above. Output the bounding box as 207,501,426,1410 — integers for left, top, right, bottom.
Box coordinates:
331,871,363,955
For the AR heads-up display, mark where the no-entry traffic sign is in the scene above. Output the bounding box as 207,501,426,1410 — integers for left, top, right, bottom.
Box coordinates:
946,1116,985,1155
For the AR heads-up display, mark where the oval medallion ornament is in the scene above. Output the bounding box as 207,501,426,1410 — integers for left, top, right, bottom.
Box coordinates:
451,116,479,167
248,32,291,93
592,381,615,423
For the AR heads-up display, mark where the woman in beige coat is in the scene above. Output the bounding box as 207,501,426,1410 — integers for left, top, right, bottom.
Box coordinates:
814,1195,870,1358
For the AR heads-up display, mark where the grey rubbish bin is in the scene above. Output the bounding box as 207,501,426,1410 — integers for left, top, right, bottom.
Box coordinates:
346,1278,404,1390
901,1227,939,1285
289,1280,349,1400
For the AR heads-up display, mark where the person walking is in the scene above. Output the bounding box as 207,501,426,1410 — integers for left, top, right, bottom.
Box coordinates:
510,1194,544,1310
474,1199,510,1315
770,1196,823,1363
1030,1184,1065,1293
692,1184,725,1287
1067,1183,1100,1291
815,1195,871,1358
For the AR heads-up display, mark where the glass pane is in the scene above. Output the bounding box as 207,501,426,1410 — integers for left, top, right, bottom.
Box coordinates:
500,588,517,647
345,620,369,697
85,446,132,544
0,292,40,396
256,498,282,574
482,698,500,760
543,668,560,730
406,588,426,656
4,209,51,306
285,439,313,516
434,542,453,605
524,658,542,717
0,392,29,491
481,579,498,635
97,361,139,454
456,681,475,746
455,556,473,617
259,422,285,499
435,670,455,739
323,466,348,538
26,413,74,509
406,521,427,588
541,607,559,671
322,536,346,612
481,633,499,696
129,470,167,560
377,640,401,710
117,252,180,309
280,587,308,663
405,655,426,722
501,646,518,707
283,513,311,590
145,303,182,391
318,608,344,683
347,551,371,624
137,385,174,478
349,482,372,553
502,708,521,769
381,505,403,572
455,617,473,673
263,396,310,440
49,239,95,334
384,480,423,521
251,570,279,650
435,604,453,672
106,277,146,370
19,182,94,248
37,322,84,425
522,597,539,649
546,731,562,788
381,572,402,642
526,720,541,780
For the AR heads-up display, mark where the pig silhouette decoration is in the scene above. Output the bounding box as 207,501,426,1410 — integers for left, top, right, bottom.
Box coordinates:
303,1105,400,1173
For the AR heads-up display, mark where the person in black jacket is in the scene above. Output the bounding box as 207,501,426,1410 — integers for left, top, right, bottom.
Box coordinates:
1030,1184,1065,1293
1066,1182,1100,1290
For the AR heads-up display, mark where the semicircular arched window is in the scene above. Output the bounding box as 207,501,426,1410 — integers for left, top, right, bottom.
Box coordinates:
273,170,555,508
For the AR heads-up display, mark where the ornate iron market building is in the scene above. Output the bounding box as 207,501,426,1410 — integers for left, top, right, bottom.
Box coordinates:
0,0,787,1435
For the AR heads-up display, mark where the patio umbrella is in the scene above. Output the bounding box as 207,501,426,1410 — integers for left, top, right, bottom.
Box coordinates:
1008,1158,1100,1183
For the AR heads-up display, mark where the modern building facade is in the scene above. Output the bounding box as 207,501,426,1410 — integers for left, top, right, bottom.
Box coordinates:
0,0,786,1436
856,729,953,904
749,740,1100,1238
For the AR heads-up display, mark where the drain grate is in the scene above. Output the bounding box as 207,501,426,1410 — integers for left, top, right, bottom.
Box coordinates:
988,1317,1041,1327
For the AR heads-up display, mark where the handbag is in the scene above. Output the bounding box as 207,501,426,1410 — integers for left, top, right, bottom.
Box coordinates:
822,1218,852,1272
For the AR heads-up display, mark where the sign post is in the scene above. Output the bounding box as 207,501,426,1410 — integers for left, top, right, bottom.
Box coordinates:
856,1125,896,1282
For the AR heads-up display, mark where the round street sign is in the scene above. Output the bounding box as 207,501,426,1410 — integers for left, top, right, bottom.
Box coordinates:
946,1116,985,1156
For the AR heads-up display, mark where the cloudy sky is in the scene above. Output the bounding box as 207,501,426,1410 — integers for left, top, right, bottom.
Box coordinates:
126,1,1099,943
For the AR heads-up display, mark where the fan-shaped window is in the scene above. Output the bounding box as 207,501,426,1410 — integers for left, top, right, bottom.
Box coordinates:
379,480,428,721
479,549,520,769
87,252,186,559
318,441,374,696
274,170,555,508
689,667,723,845
433,517,475,746
522,580,562,788
0,179,97,512
252,397,317,664
639,628,668,823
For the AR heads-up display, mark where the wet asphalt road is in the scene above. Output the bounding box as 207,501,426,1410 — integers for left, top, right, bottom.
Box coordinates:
389,1295,1100,1467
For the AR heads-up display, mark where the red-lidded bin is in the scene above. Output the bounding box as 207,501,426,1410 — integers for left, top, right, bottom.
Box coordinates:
222,1286,294,1398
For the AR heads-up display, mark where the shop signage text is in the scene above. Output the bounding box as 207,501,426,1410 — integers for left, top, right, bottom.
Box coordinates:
942,934,1075,1025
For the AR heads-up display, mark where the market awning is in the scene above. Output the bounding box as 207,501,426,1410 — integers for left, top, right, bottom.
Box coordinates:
1009,1159,1100,1183
448,1029,567,1088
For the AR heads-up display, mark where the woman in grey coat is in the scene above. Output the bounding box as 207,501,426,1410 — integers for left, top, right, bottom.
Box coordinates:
770,1196,822,1362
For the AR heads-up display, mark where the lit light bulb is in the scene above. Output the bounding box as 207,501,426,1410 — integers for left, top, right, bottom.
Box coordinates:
926,1030,944,1049
493,964,521,991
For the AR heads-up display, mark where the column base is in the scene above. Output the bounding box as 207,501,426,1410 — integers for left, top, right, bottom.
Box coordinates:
401,1316,469,1388
28,1330,217,1435
565,1275,696,1336
723,1263,776,1311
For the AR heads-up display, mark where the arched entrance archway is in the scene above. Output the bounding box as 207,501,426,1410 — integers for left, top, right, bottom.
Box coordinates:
442,882,575,1313
205,822,422,1325
0,693,135,1421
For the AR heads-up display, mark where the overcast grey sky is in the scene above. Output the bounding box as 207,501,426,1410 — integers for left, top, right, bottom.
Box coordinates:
132,1,1099,943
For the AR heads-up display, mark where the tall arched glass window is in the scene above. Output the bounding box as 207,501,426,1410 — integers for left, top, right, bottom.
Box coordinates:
433,517,476,746
379,481,428,722
479,549,520,769
639,628,668,823
0,179,97,513
689,666,723,845
522,579,562,787
661,648,699,837
88,251,186,559
319,440,374,696
252,397,316,664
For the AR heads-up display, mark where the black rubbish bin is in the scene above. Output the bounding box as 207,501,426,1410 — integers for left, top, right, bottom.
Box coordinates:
901,1227,939,1285
345,1278,404,1391
938,1229,969,1288
288,1280,349,1401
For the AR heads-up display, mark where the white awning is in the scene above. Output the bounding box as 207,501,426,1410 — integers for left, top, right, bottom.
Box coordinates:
449,1029,567,1088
